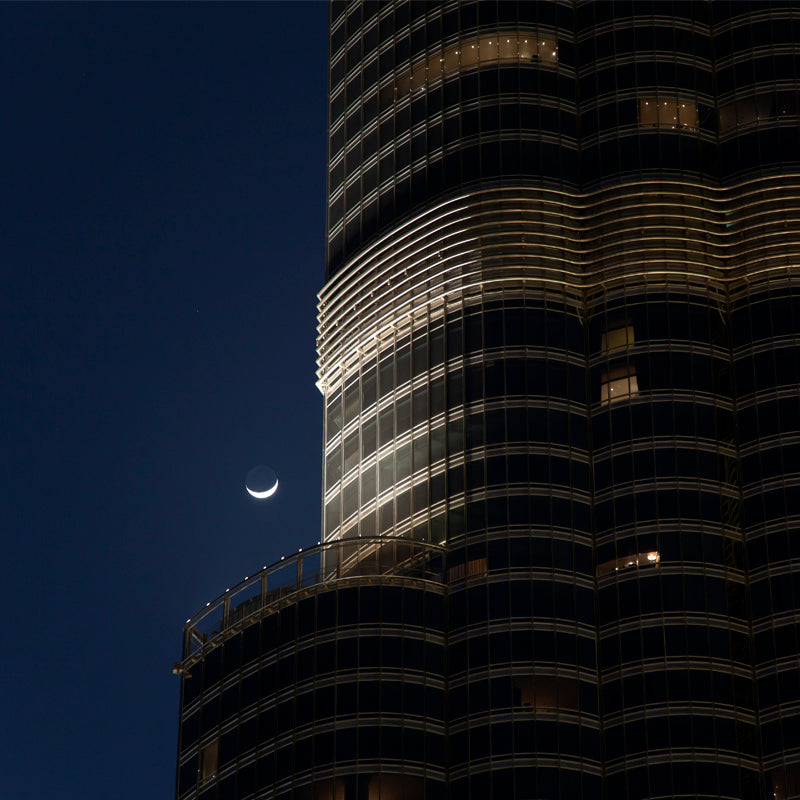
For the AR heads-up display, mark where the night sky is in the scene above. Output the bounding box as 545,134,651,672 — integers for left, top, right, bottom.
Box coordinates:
2,3,328,797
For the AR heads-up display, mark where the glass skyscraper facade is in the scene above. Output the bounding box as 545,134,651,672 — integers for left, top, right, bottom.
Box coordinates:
175,3,800,799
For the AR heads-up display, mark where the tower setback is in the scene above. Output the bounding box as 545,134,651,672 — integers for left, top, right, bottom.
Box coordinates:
175,3,800,799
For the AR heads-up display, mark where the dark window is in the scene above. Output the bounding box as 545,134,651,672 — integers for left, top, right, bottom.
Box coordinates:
199,739,219,783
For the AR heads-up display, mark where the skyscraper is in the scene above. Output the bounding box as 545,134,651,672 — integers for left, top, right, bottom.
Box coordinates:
174,3,800,799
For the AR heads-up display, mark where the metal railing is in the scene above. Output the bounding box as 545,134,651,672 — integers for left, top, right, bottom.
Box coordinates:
181,538,446,661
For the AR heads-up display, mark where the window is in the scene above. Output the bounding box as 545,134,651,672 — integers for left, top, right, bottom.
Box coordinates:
326,394,342,440
392,31,557,99
448,556,488,582
297,778,346,800
513,675,580,710
198,739,218,783
596,551,660,578
343,430,359,474
601,325,634,354
719,92,800,133
773,766,800,800
344,378,360,425
368,774,424,800
600,364,639,404
639,97,698,129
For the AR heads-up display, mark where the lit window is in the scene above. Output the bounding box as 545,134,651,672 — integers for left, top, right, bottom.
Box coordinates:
772,765,800,800
600,364,639,404
199,740,218,783
304,778,346,800
448,556,488,582
639,97,698,130
393,31,557,99
368,774,424,800
601,325,634,354
596,551,660,578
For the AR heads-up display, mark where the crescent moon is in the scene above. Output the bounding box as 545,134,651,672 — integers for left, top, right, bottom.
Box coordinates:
246,478,278,499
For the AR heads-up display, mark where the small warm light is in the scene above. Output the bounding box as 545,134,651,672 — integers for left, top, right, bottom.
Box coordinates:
647,552,659,562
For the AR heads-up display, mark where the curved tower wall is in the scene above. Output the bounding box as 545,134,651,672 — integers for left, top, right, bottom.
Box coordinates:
317,2,800,799
174,3,800,800
325,0,578,276
175,542,449,800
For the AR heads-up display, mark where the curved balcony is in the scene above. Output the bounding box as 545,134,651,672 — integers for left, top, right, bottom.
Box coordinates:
177,537,447,668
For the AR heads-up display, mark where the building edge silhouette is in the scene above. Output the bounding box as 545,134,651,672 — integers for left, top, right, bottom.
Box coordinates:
175,3,800,799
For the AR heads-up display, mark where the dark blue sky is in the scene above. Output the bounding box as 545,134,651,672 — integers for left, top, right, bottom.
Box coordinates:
1,3,328,797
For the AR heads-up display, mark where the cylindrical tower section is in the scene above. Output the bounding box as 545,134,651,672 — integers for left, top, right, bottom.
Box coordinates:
174,542,447,800
441,282,598,798
715,4,800,793
319,186,602,797
326,0,577,276
733,280,800,800
575,1,717,188
589,277,760,799
729,178,800,800
715,3,800,182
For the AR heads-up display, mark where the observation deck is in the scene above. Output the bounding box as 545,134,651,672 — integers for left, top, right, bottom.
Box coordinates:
176,538,446,672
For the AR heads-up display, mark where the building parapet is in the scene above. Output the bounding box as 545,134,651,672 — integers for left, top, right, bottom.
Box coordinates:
177,538,446,669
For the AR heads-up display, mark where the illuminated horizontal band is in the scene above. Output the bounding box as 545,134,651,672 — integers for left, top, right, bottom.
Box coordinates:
318,176,800,392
